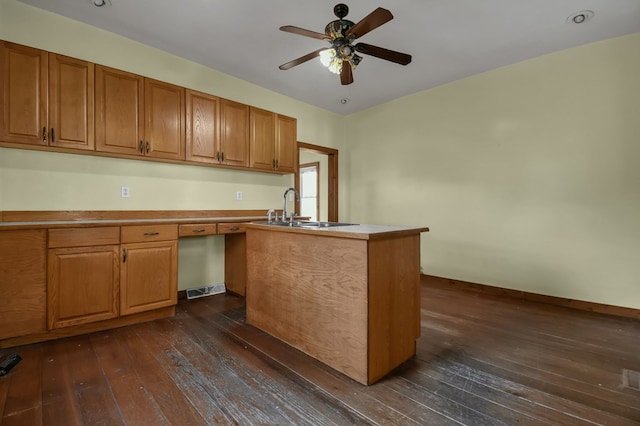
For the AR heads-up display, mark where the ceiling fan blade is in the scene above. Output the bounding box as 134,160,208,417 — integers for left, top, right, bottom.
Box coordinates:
279,48,327,70
345,7,393,39
354,43,412,65
280,25,329,41
340,61,353,85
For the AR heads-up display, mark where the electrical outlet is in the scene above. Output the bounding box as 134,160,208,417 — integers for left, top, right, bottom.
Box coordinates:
236,191,243,201
121,186,130,198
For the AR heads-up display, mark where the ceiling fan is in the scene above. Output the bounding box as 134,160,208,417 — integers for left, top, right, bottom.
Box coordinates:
278,3,412,85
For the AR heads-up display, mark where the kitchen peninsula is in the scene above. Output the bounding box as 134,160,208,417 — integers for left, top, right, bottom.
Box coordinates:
245,222,429,385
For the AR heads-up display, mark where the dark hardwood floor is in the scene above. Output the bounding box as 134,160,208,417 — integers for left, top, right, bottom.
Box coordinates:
1,276,639,425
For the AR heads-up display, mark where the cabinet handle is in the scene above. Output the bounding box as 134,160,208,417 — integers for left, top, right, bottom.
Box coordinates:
42,127,47,142
216,151,220,161
122,248,127,263
51,128,55,143
139,140,144,153
275,159,279,169
229,226,240,232
192,229,206,233
143,232,160,236
221,152,225,162
146,141,150,154
272,159,275,168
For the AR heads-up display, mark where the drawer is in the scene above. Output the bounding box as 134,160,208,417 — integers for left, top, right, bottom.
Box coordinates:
121,224,178,243
218,222,247,234
48,227,120,248
179,223,217,237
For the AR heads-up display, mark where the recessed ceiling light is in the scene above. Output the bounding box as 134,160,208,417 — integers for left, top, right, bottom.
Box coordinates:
92,0,111,7
567,10,594,24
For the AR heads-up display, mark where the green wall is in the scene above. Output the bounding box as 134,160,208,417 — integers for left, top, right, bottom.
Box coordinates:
2,0,639,309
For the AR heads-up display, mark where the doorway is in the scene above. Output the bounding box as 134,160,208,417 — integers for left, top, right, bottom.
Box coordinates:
296,142,339,222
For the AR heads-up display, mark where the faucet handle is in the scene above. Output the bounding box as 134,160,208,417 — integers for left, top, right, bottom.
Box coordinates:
289,212,297,224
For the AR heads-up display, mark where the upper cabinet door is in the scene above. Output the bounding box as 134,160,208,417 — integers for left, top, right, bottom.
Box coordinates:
249,107,276,171
219,98,249,167
186,89,220,164
95,65,144,156
144,78,185,160
0,42,48,146
275,114,297,173
49,54,95,151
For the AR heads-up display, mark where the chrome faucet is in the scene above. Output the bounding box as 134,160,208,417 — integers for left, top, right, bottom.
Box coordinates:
282,187,300,223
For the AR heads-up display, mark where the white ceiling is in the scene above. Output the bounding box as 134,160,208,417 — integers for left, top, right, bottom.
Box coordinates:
17,0,640,115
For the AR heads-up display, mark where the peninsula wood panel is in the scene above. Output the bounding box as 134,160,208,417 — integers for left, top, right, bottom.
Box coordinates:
246,229,369,384
0,230,47,339
367,234,421,384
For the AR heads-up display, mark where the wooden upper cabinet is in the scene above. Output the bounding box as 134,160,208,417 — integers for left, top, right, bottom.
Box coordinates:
144,78,184,160
186,91,252,167
96,66,184,159
186,89,220,164
49,53,95,150
250,107,276,171
275,114,297,173
219,98,249,167
250,107,297,173
0,42,94,150
95,65,144,156
0,42,48,146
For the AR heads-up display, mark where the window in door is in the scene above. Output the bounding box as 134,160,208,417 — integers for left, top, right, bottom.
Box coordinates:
299,162,319,222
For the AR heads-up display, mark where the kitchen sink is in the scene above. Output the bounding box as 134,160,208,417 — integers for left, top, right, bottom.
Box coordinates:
256,221,358,228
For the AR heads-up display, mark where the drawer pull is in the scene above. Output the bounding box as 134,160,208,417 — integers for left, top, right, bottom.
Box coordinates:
143,232,160,236
229,226,240,232
192,229,206,233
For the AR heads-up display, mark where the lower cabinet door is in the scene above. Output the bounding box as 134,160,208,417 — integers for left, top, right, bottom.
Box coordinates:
120,240,178,315
47,245,120,329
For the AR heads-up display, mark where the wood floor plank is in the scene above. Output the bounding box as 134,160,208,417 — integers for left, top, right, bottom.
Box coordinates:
89,330,170,425
1,345,43,425
41,338,83,425
1,277,639,425
62,336,123,425
115,325,209,426
209,305,457,425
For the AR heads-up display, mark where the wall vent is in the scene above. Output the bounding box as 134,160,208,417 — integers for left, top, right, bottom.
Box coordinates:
186,283,226,300
622,369,640,391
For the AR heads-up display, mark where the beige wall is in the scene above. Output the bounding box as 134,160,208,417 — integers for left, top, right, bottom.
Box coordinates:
0,0,346,290
2,0,639,309
348,33,640,309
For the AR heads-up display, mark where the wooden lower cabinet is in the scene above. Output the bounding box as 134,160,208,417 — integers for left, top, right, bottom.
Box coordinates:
120,227,178,315
0,230,47,340
47,227,121,329
47,245,119,329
